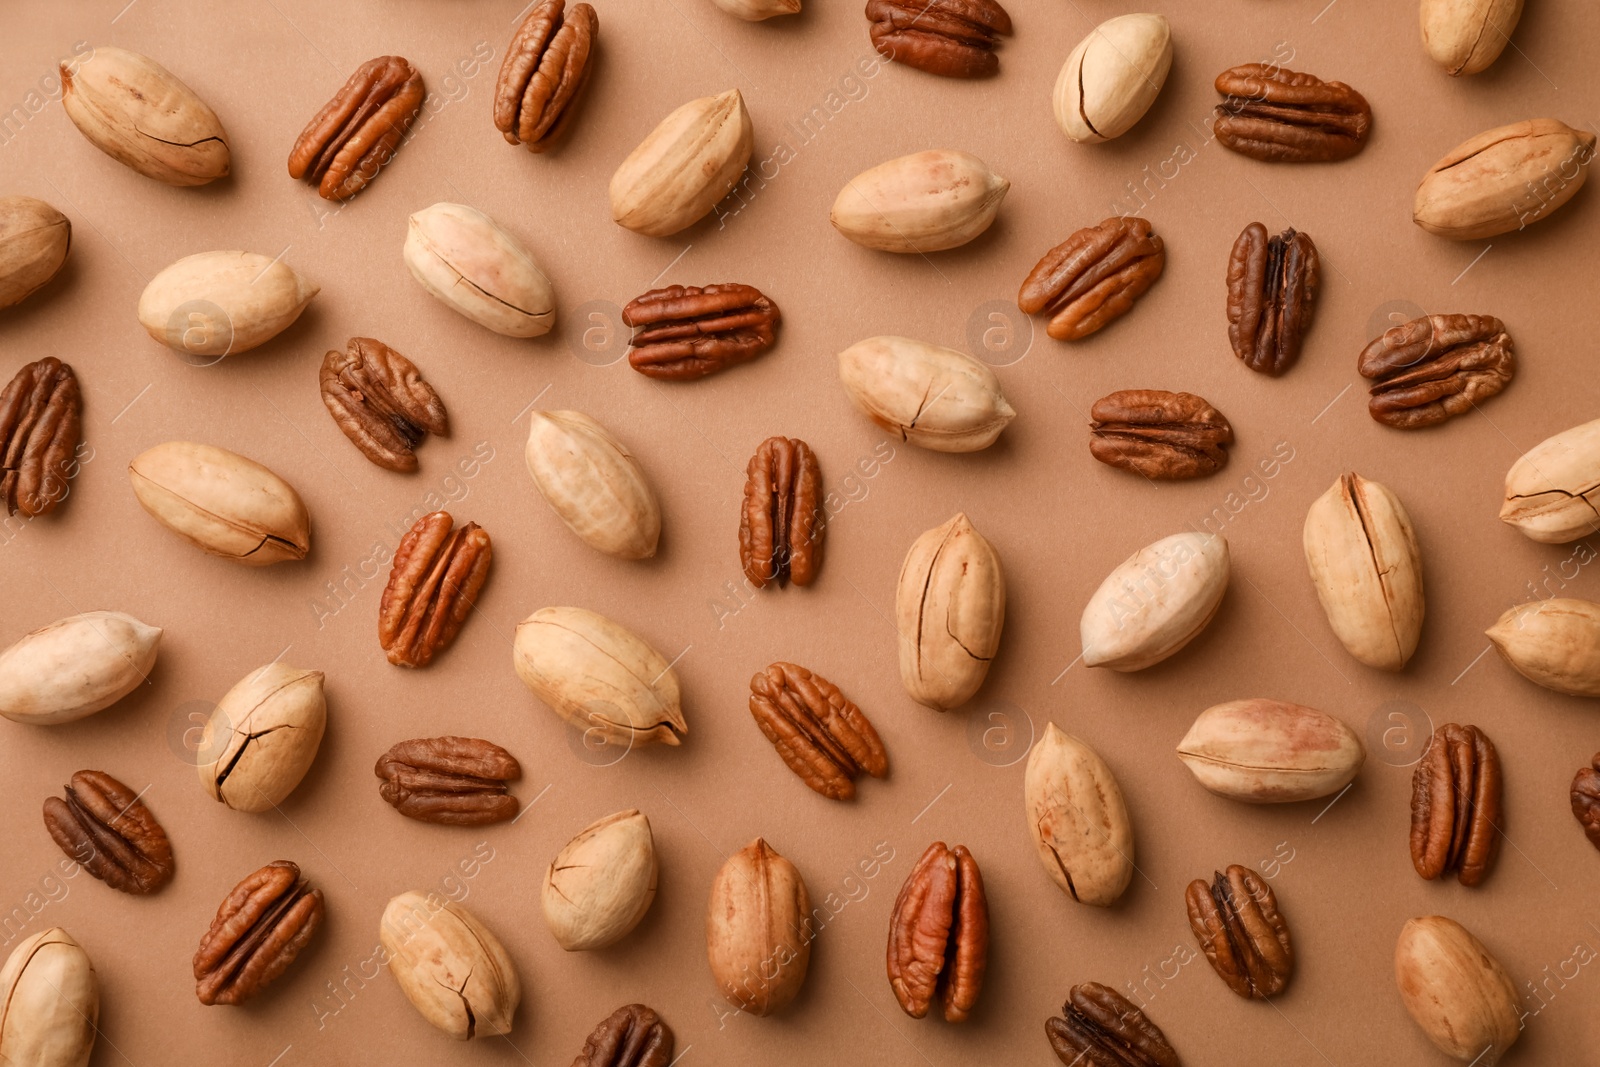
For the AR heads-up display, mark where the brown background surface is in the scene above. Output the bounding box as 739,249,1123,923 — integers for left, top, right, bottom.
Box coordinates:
3,0,1600,1063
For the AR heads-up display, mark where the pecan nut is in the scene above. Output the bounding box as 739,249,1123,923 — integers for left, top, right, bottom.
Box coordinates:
1018,217,1165,341
748,662,888,800
1411,723,1503,886
1358,313,1514,429
623,284,780,381
194,860,324,1005
1572,754,1600,851
1185,864,1293,999
0,357,81,517
1226,223,1319,375
739,436,823,588
320,337,448,472
379,511,493,668
496,0,599,153
42,770,174,895
1045,982,1182,1067
1089,390,1233,480
288,56,423,200
887,841,989,1022
572,1003,674,1067
866,0,1013,78
376,737,521,825
1213,64,1372,162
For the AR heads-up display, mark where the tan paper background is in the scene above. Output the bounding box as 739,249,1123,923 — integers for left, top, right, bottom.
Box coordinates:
4,0,1599,1063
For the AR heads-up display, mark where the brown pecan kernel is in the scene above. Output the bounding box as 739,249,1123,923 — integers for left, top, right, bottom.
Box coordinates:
320,337,448,472
1411,723,1503,886
573,1003,675,1067
1185,864,1293,1000
623,284,780,381
887,842,989,1022
1358,313,1514,429
496,0,599,153
288,56,423,200
42,770,174,895
1213,64,1372,162
1572,754,1600,851
866,0,1013,78
739,436,823,588
1018,217,1165,341
0,357,81,517
194,860,324,1005
1089,390,1233,480
1226,223,1319,376
376,737,521,825
1045,982,1182,1067
378,511,493,668
749,663,888,800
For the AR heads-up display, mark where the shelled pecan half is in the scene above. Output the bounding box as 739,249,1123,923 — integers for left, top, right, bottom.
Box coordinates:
194,860,324,1005
1045,982,1182,1067
379,511,493,668
866,0,1013,78
1226,223,1319,375
320,337,447,472
376,737,521,825
573,1003,674,1067
1213,64,1372,162
42,770,174,895
1572,754,1600,851
0,357,81,517
887,842,989,1022
1089,390,1233,480
1411,723,1502,886
288,55,423,200
738,436,823,588
1018,217,1165,341
623,284,780,380
749,662,888,800
1358,313,1514,429
496,0,599,153
1185,864,1293,999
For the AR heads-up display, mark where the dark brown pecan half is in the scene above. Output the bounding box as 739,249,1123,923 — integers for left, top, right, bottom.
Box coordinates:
1018,217,1165,341
320,337,448,472
1089,390,1233,480
887,841,988,1022
376,737,521,825
1185,864,1293,1000
378,511,493,668
1358,313,1513,429
738,436,823,588
288,56,424,200
1213,64,1372,162
1226,223,1319,376
1045,982,1182,1067
496,0,599,153
866,0,1013,78
1411,723,1502,886
0,357,81,517
572,1003,674,1067
749,662,888,800
194,860,324,1005
623,284,780,381
1572,754,1600,851
42,770,174,895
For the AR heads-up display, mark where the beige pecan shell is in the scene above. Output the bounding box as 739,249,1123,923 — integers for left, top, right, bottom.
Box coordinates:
405,202,556,337
1421,0,1525,75
1024,724,1134,906
706,838,812,1015
60,46,229,185
831,150,1008,253
1499,416,1600,543
895,513,1005,710
0,928,98,1067
0,611,162,726
1080,532,1229,671
1177,698,1366,803
128,441,310,565
837,335,1016,452
136,251,319,357
1395,916,1520,1063
610,89,753,237
524,410,661,559
542,809,657,951
197,663,327,812
1414,118,1596,239
380,891,520,1039
1053,14,1172,143
0,196,71,309
1486,597,1600,698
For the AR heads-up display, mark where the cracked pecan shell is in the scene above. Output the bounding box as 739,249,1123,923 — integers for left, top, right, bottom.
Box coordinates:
376,737,520,825
379,511,493,668
887,842,989,1022
866,0,1013,78
0,357,81,517
1572,754,1600,851
496,0,599,153
320,337,448,472
288,56,423,200
1018,217,1165,341
1411,723,1502,886
1213,64,1372,162
738,436,822,589
1046,982,1182,1067
1226,223,1319,375
194,860,324,1005
623,283,780,380
1089,390,1233,480
1358,313,1513,429
42,770,174,895
749,662,888,800
1185,864,1293,999
573,1003,674,1067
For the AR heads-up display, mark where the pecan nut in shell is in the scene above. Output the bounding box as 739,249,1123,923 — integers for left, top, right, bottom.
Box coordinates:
1358,313,1513,429
749,662,888,800
866,0,1013,78
1226,223,1319,375
571,1003,674,1067
1045,982,1182,1067
1018,217,1165,341
1410,723,1502,886
1213,64,1372,162
1185,864,1293,999
288,56,423,200
496,0,599,152
320,337,447,472
379,511,492,668
1572,754,1600,851
42,770,174,895
0,357,81,517
1089,390,1233,480
887,842,989,1022
376,737,521,825
738,436,822,588
623,284,780,380
194,860,324,1005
